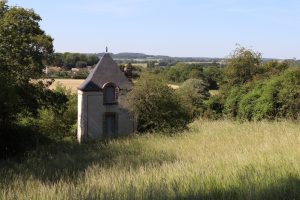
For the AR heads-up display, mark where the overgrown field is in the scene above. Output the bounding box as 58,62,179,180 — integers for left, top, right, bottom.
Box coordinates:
0,120,300,199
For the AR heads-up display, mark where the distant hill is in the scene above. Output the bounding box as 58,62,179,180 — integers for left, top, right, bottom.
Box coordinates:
85,52,290,62
94,52,224,62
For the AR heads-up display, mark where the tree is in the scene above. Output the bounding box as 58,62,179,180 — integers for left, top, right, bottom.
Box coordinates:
75,61,87,68
87,55,99,66
224,46,262,86
203,66,224,89
127,74,192,132
50,53,64,67
177,78,210,118
0,3,55,134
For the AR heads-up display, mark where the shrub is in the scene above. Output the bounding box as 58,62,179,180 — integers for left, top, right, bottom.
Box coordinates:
177,78,210,118
276,69,300,119
203,95,225,119
237,84,263,120
224,85,251,119
226,68,300,121
19,84,77,140
127,74,192,133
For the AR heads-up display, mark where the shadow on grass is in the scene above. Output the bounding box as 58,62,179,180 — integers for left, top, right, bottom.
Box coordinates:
0,125,52,160
0,136,177,184
172,176,300,200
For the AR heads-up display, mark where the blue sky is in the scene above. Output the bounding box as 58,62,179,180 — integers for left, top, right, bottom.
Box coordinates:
7,0,300,58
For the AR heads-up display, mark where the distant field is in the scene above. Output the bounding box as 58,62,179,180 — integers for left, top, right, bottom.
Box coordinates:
50,79,179,92
1,120,299,199
49,79,84,93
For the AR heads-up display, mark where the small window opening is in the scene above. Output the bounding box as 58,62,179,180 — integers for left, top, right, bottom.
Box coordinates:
103,83,118,104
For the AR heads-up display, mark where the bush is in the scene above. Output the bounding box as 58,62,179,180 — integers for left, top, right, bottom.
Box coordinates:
203,95,225,119
223,69,300,121
39,84,77,139
224,85,251,119
177,78,210,118
127,74,192,133
19,84,77,140
203,66,224,89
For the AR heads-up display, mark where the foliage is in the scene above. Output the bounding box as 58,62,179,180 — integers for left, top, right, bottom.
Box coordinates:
203,66,224,89
163,62,204,83
224,45,262,86
127,74,192,132
0,2,53,130
223,69,300,121
177,78,210,118
34,84,77,140
224,85,252,119
203,94,225,119
259,60,289,78
206,45,300,121
49,52,99,69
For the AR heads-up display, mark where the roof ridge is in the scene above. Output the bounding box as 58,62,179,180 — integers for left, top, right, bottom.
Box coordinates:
78,53,132,91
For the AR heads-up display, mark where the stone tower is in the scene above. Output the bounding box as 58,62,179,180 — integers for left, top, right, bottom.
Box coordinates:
77,53,136,143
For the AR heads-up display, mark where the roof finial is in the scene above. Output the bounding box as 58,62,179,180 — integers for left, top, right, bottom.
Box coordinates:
106,46,108,53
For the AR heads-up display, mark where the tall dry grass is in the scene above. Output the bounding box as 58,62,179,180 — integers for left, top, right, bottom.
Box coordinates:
0,120,300,199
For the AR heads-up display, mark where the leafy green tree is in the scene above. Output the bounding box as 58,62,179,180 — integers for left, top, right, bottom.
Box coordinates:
203,66,224,89
177,78,210,118
0,2,62,157
164,62,204,83
127,74,192,133
224,46,262,86
0,2,54,127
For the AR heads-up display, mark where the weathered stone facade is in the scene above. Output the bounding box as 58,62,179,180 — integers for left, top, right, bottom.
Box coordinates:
77,53,136,143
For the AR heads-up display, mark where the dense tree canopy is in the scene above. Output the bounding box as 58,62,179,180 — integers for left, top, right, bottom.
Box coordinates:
0,2,65,140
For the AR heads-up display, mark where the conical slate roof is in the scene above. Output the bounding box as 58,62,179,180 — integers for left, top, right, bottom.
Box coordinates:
78,53,132,91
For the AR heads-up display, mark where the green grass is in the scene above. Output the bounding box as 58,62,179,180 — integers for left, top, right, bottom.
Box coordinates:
1,120,300,199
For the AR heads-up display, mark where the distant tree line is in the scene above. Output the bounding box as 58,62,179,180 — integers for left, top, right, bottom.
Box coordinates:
49,53,99,69
146,61,223,90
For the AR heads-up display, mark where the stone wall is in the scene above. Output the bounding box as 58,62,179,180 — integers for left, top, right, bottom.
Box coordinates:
77,90,135,143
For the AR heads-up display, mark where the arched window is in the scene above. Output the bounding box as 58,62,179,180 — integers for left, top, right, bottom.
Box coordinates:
103,82,118,104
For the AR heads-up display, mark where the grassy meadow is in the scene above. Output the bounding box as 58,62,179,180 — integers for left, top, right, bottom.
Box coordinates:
1,120,300,199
